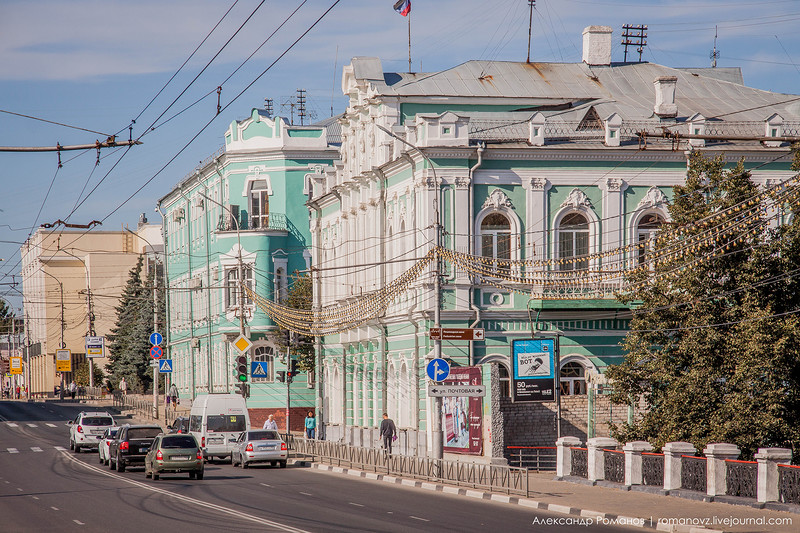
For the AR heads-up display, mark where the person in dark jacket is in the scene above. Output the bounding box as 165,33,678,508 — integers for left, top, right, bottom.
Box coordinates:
379,413,396,454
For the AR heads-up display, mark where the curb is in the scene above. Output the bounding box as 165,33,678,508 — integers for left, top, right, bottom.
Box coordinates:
306,463,724,533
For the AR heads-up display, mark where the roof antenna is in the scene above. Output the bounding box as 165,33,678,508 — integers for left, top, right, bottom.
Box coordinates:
526,1,535,63
710,25,720,68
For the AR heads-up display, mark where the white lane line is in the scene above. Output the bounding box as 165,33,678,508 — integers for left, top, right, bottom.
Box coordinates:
31,447,43,453
17,488,23,492
299,492,313,496
31,496,39,500
410,516,429,522
7,448,19,454
61,451,310,533
259,483,271,487
7,423,19,428
46,423,57,428
54,446,66,451
26,423,38,428
51,507,59,511
73,520,84,525
348,502,364,507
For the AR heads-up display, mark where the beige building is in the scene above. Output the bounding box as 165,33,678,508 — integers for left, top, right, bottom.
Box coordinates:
20,219,162,397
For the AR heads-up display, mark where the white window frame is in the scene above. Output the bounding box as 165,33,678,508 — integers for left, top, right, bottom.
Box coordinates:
552,207,600,271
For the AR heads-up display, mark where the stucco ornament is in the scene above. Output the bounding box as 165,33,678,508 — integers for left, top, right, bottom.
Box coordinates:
637,186,668,210
561,188,593,209
482,189,514,209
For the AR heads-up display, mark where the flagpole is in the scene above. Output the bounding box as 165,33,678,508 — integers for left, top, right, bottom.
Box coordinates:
408,11,412,72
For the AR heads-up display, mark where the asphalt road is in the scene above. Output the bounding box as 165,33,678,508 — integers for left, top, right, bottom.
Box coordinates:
0,400,635,532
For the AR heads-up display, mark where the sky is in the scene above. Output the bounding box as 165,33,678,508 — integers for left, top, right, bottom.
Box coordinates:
2,0,800,311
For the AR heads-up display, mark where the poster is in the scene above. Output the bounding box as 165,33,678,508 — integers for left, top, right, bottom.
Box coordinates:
512,338,556,402
442,366,483,455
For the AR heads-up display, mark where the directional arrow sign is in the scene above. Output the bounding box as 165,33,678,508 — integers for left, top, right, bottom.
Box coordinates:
426,359,450,382
429,328,485,341
427,384,486,397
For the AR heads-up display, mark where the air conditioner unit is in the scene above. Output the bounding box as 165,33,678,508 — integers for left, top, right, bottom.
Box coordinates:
189,278,202,290
172,208,185,222
193,196,204,208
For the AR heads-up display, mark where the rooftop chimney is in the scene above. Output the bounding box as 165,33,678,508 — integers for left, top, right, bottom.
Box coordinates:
653,76,678,118
582,26,613,66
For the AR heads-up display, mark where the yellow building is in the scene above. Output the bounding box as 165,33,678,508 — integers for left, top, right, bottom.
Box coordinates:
20,221,162,397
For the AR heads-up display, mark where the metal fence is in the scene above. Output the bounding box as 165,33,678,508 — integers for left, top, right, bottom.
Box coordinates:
506,446,557,471
725,459,757,498
112,392,156,420
571,447,588,478
642,453,664,487
603,449,625,483
778,464,800,505
681,455,707,493
288,437,530,497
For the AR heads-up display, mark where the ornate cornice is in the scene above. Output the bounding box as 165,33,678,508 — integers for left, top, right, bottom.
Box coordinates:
637,186,668,210
483,188,514,209
561,188,593,209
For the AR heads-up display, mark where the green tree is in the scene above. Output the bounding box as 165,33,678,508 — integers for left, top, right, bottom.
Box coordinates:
270,272,315,373
608,153,800,458
0,300,13,334
106,256,154,393
74,360,105,388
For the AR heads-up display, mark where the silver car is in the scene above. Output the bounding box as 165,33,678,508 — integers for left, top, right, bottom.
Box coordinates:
231,430,287,468
98,427,119,466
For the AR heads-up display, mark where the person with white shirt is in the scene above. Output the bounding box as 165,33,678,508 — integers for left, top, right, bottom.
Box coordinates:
263,414,278,430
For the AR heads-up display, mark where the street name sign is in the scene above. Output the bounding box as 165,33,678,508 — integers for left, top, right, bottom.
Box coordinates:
425,359,450,381
56,349,72,372
10,357,22,375
428,328,485,341
158,359,173,373
427,384,486,397
85,336,105,358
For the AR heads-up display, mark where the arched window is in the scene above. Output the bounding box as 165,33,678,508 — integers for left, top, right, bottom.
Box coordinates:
559,361,587,396
636,213,664,266
498,363,511,398
251,346,274,382
481,213,512,263
558,213,589,271
249,180,269,229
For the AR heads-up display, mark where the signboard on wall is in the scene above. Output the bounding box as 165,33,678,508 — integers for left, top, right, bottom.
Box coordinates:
442,366,483,456
56,349,72,372
511,338,556,402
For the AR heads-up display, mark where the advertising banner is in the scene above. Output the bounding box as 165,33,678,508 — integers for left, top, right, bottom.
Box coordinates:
442,366,483,455
511,338,556,402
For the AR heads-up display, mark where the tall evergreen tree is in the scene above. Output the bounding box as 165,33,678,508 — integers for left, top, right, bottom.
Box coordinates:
608,153,800,457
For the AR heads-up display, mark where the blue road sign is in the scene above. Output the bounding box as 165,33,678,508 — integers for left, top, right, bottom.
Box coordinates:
149,332,163,346
426,359,450,382
251,361,268,378
158,359,173,373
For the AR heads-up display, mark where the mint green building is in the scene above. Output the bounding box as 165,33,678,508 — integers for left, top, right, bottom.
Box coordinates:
158,109,338,428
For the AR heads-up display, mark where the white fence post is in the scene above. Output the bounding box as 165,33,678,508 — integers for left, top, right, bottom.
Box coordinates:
663,441,696,491
556,436,582,478
587,437,618,482
703,442,740,497
623,440,653,486
755,447,792,503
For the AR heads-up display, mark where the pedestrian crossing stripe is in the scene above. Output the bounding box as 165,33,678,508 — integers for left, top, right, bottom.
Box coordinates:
26,423,37,428
159,359,172,372
46,423,57,428
7,423,18,427
252,362,268,377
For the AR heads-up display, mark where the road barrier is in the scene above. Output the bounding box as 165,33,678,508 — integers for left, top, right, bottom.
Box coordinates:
112,392,156,420
288,436,530,497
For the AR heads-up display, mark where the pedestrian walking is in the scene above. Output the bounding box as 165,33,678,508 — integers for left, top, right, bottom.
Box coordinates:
263,414,278,430
304,411,316,439
120,377,127,395
169,382,179,406
379,413,396,454
69,381,77,399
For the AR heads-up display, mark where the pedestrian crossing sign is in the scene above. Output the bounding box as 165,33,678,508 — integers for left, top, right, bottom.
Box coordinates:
158,359,173,373
251,361,268,377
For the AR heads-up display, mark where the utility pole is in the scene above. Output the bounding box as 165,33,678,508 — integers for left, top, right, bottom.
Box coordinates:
526,1,535,63
621,24,648,63
710,25,720,68
153,281,158,419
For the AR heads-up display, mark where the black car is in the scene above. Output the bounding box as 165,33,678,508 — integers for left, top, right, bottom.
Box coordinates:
109,424,163,472
167,417,190,434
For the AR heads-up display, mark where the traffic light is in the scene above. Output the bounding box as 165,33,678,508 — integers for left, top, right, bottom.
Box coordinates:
288,359,298,377
235,382,250,398
235,355,248,383
276,371,286,383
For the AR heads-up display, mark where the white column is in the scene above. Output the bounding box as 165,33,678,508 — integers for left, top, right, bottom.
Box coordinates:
522,177,549,267
663,441,696,491
755,447,792,503
600,178,627,272
703,443,740,497
587,436,618,482
556,436,582,478
623,440,653,486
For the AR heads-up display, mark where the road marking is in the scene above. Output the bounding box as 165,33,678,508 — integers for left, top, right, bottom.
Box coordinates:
73,520,84,525
27,423,38,428
348,502,364,507
17,488,23,492
31,447,43,453
31,496,39,500
54,446,66,451
259,483,271,487
7,448,19,454
46,423,57,428
299,492,313,496
51,507,59,511
7,423,18,428
410,516,429,522
61,451,310,533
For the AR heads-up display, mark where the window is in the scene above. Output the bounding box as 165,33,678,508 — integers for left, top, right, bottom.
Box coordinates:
636,213,664,266
558,213,589,271
207,415,247,433
498,364,511,398
225,266,253,309
249,181,269,229
252,346,274,383
481,213,512,264
559,361,587,396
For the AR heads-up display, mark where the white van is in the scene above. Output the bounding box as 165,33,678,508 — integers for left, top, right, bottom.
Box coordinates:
189,394,250,462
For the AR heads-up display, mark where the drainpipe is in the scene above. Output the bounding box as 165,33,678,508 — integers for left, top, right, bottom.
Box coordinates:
176,185,197,397
306,192,325,438
213,158,231,394
195,169,214,393
468,144,485,367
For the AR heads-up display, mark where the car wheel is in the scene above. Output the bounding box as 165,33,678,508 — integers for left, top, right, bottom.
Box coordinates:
69,439,74,451
145,468,151,479
152,473,159,481
116,454,125,472
74,444,81,453
98,453,103,464
231,454,237,467
188,471,196,480
270,461,276,467
279,460,287,468
241,459,247,469
196,472,204,480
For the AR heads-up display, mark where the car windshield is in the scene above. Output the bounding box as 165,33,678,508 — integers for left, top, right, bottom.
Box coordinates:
83,417,113,426
161,436,197,449
248,431,279,441
127,427,162,439
207,415,246,433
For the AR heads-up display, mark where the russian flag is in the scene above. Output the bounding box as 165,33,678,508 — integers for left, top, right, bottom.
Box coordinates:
393,0,411,16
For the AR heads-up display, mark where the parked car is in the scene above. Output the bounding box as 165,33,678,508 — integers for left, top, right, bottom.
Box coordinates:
68,412,115,453
98,427,120,465
167,417,190,434
109,424,162,472
144,433,204,480
231,430,287,468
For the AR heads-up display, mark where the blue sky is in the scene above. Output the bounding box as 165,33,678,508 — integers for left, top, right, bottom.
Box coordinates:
2,0,800,310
